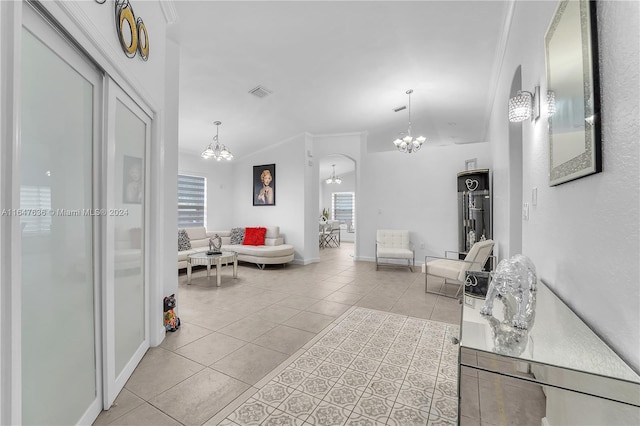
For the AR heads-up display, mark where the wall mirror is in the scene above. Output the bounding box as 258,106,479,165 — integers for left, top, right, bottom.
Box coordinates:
545,0,601,186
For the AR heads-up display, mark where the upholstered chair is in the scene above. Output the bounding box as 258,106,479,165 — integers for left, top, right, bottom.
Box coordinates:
423,239,494,297
376,229,415,272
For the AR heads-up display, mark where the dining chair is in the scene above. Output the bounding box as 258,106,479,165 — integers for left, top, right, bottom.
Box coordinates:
325,220,340,247
319,221,332,249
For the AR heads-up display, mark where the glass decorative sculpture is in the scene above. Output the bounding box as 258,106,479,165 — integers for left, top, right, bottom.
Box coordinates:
484,292,536,356
208,234,222,255
480,254,537,329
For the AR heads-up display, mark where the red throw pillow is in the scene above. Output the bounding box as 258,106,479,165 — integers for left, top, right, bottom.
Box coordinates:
243,227,267,246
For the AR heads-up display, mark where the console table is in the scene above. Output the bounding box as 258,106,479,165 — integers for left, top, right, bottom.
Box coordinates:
458,281,640,425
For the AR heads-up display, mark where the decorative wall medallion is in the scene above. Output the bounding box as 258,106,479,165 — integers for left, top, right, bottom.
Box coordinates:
114,0,150,60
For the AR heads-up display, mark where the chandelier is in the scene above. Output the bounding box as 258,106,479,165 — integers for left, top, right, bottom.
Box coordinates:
392,89,426,153
325,164,342,184
201,121,233,161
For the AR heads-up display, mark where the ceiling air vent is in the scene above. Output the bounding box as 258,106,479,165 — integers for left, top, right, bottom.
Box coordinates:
393,105,407,112
249,85,273,98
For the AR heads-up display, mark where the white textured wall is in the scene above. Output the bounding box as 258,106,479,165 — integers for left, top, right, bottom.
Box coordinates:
358,143,492,264
489,0,640,372
178,151,235,230
231,135,306,261
157,38,180,345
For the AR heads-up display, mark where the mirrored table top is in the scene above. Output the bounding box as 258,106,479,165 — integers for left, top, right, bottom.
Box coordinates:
460,280,640,405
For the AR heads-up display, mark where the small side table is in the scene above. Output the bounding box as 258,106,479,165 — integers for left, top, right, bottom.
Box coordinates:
187,251,238,286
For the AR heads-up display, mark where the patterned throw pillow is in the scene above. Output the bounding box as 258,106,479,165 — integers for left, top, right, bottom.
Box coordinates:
230,227,245,245
178,229,191,251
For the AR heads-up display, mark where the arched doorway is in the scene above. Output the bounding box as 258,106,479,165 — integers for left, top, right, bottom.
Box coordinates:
318,154,357,258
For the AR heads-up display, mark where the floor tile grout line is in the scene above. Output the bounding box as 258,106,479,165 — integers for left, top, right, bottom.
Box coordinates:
113,247,464,426
208,307,362,425
223,307,456,426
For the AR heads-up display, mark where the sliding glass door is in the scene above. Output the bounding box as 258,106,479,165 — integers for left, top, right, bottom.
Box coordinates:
20,4,102,424
103,79,151,408
19,3,152,423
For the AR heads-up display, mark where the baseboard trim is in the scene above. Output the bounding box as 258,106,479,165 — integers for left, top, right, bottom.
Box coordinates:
291,257,320,265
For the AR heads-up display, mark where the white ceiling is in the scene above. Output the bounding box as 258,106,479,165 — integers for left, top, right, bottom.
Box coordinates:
172,1,510,164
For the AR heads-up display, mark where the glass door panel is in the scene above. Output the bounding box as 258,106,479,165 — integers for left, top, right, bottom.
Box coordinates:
104,79,150,407
114,99,146,374
20,7,101,425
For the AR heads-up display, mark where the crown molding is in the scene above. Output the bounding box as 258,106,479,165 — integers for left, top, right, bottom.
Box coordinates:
159,0,178,25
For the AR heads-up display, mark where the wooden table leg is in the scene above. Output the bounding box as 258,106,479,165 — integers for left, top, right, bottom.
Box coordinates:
187,260,192,284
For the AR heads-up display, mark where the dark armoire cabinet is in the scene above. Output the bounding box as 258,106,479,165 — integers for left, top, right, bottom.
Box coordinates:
457,169,492,256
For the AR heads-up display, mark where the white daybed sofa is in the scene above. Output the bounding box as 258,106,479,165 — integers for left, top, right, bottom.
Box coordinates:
178,226,294,270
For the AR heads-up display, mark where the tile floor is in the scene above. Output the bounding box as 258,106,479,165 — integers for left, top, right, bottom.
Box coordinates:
217,307,460,426
94,243,464,425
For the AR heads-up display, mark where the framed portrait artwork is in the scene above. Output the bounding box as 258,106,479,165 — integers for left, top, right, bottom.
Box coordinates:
123,155,143,204
253,164,276,206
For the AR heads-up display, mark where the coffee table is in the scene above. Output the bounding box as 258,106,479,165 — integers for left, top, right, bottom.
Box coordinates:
187,251,238,286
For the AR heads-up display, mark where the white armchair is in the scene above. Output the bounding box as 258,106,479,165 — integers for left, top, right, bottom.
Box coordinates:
423,239,494,297
376,229,415,272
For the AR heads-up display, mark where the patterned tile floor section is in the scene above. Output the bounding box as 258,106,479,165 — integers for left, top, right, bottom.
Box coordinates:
217,307,459,426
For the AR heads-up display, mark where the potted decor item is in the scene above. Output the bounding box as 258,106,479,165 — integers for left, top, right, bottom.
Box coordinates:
163,294,180,332
321,208,329,222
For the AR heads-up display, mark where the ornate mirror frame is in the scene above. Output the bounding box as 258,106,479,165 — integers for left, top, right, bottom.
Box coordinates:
545,0,601,186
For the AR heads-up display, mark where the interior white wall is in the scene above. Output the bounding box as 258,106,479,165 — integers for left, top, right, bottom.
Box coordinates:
358,143,492,264
230,134,306,262
488,0,640,373
178,152,235,230
303,134,318,263
507,66,523,257
159,38,180,321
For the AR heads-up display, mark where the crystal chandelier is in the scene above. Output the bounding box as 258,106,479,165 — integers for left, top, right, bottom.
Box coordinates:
325,164,342,184
393,89,426,153
201,121,233,161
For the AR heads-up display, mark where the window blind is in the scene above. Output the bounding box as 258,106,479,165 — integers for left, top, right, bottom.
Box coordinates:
178,174,206,228
332,192,355,230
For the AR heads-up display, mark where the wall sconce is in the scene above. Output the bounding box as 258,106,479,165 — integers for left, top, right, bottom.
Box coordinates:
546,90,556,116
508,86,540,122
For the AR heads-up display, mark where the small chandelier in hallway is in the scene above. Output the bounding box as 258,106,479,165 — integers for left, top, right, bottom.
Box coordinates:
201,121,233,161
393,89,426,153
326,164,342,184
